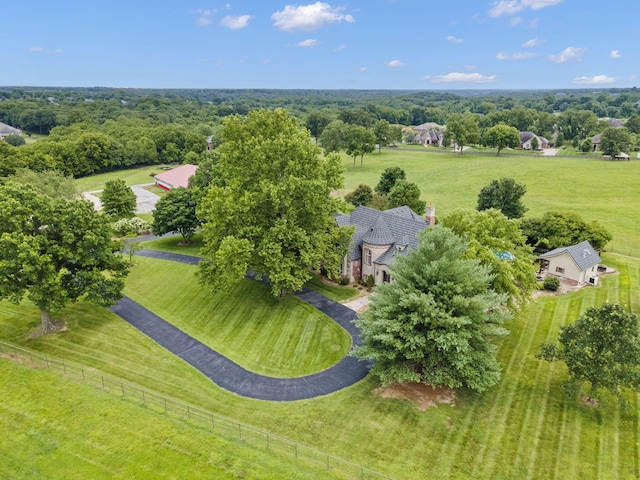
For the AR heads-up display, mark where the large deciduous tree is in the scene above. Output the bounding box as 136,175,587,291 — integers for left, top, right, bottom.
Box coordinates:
442,209,537,310
344,124,376,168
444,113,480,154
537,302,640,404
599,127,632,157
344,184,374,207
197,109,352,297
101,179,137,218
353,226,510,392
152,187,200,243
0,182,128,334
520,211,612,251
482,123,521,156
9,168,77,201
477,177,527,219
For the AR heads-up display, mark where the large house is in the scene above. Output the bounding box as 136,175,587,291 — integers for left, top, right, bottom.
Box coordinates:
519,131,549,150
538,240,601,286
154,164,199,190
335,204,434,285
0,122,22,141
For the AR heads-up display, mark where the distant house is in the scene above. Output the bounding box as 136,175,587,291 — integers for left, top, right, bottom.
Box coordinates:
538,240,601,286
0,122,22,141
206,135,214,152
600,117,625,128
591,133,602,151
335,204,435,285
154,164,199,190
519,131,549,150
410,122,444,147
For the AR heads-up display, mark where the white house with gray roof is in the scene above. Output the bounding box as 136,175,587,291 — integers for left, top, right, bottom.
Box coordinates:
0,122,22,141
335,205,433,285
538,240,601,286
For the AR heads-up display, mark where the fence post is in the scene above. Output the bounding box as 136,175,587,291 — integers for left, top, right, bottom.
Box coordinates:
164,398,167,413
81,369,85,381
295,444,298,459
187,405,191,419
142,390,145,404
62,362,66,374
101,376,105,389
238,424,242,440
326,455,330,471
45,358,49,368
121,382,125,396
211,414,215,429
266,433,269,449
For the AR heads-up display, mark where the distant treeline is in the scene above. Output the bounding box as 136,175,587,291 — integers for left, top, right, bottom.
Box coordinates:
1,86,640,177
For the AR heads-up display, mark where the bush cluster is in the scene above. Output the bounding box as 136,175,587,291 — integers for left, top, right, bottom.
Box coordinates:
113,217,151,237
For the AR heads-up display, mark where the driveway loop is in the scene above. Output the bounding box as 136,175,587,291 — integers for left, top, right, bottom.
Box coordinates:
111,249,370,401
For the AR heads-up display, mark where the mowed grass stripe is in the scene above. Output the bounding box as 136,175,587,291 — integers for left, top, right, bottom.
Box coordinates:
124,256,351,377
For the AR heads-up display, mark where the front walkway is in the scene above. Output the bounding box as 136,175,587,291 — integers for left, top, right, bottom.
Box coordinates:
110,249,370,401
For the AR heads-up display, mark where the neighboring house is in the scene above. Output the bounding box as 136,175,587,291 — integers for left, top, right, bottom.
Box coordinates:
538,240,602,286
600,117,625,128
0,122,22,141
519,131,549,150
206,135,214,152
591,133,602,151
414,129,443,147
154,164,199,190
335,204,435,285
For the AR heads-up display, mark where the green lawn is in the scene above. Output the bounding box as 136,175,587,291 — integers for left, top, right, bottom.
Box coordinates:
124,256,352,378
0,358,340,480
74,165,175,192
342,149,640,255
2,253,640,479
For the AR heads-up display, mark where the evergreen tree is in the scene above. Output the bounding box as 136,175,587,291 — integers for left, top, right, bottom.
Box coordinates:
353,226,510,392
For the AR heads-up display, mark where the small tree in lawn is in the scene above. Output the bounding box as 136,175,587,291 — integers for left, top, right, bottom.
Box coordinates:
483,123,521,156
537,303,640,405
387,180,426,215
477,177,527,219
152,187,200,244
344,184,374,207
375,166,406,195
0,182,128,334
102,179,136,218
353,226,510,392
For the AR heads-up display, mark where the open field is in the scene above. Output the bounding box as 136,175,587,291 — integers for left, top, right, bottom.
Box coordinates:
2,252,640,479
340,149,640,254
0,357,341,480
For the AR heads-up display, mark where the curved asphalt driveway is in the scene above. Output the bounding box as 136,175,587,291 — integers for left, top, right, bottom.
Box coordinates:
110,249,370,401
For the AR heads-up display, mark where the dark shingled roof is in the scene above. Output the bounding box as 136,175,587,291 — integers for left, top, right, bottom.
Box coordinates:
538,240,601,271
335,205,428,261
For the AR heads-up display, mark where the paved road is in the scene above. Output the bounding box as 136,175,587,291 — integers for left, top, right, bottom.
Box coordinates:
111,249,371,401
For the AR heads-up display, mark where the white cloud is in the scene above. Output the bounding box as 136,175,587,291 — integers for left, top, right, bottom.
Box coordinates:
192,8,215,26
359,67,368,72
29,46,62,54
334,45,346,51
220,15,252,29
610,49,621,59
489,0,562,18
297,39,318,47
522,37,542,48
424,72,498,84
272,2,355,31
446,35,463,44
508,16,522,27
496,51,535,60
387,60,406,67
572,75,616,85
549,46,585,64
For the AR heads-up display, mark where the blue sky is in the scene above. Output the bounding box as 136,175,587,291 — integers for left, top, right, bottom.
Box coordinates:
3,0,639,90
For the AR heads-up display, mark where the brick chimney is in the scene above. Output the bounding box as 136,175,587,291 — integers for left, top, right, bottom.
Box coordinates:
425,203,436,226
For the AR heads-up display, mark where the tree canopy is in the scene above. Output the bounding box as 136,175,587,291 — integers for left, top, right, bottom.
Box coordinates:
353,225,510,392
599,127,632,157
538,302,640,404
9,168,77,201
520,211,612,251
482,123,521,156
386,180,426,215
375,166,406,195
152,187,200,243
442,209,537,310
477,177,527,219
0,182,128,334
197,109,352,297
444,113,480,154
344,184,374,207
101,179,137,218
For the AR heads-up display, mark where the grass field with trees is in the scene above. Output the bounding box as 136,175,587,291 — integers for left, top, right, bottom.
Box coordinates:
2,148,640,478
